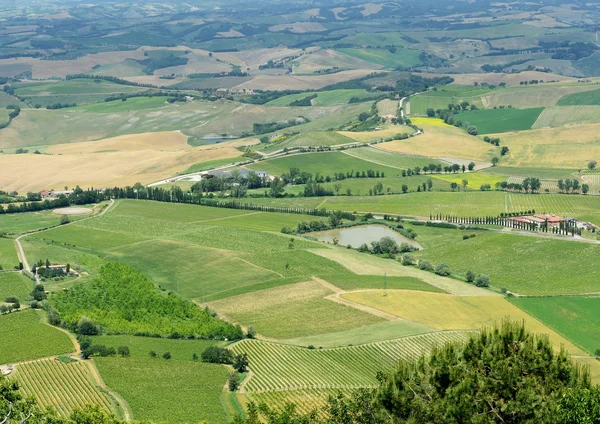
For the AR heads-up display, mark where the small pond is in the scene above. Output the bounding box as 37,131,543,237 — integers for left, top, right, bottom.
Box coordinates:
310,225,421,249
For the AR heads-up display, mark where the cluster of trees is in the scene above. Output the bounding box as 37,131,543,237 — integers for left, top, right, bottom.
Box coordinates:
483,135,501,146
66,74,157,88
289,93,317,106
233,322,600,424
79,336,130,359
558,179,588,194
46,102,77,110
465,269,490,287
281,167,386,186
498,177,542,193
0,104,20,129
251,117,309,135
49,262,244,340
0,296,20,314
201,346,249,372
359,236,417,257
395,75,454,97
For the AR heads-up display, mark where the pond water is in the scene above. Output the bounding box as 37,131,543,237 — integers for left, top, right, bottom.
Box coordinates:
310,225,421,249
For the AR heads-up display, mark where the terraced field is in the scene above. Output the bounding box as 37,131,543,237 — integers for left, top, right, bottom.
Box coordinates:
13,358,114,417
532,106,600,128
231,331,470,392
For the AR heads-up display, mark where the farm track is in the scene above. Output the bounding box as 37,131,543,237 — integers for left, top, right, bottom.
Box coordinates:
14,199,115,274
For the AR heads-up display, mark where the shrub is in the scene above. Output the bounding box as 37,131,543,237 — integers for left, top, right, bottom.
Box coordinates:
233,353,249,373
228,372,241,391
117,346,130,357
466,270,475,283
201,346,233,364
462,234,470,240
247,326,256,339
434,263,451,276
60,214,70,225
149,350,157,358
475,274,490,287
467,126,478,135
401,254,414,266
162,352,171,360
418,260,433,271
5,296,19,303
77,317,99,335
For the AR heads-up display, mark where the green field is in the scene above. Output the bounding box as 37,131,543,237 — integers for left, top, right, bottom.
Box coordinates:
409,87,491,116
415,230,600,296
0,272,32,302
0,209,81,235
28,200,350,302
209,280,384,339
96,356,229,423
14,79,145,108
180,157,243,174
454,107,544,134
0,238,18,270
256,131,357,153
336,48,423,69
511,297,600,354
14,358,115,417
76,96,170,113
321,274,442,292
247,151,400,177
242,191,600,222
557,88,600,106
342,147,443,170
0,310,74,363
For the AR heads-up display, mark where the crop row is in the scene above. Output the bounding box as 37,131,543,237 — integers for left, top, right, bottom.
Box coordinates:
247,389,351,416
231,331,471,393
532,106,600,129
14,358,112,417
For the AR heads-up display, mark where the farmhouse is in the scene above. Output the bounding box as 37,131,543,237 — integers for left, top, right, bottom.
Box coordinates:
40,189,73,199
507,214,564,228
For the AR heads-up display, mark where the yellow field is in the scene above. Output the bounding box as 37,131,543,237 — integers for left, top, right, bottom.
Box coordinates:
0,132,245,192
342,291,587,356
410,117,447,127
376,125,496,161
488,123,600,169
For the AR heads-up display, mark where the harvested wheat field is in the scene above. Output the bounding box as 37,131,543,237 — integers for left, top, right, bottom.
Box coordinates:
488,123,600,169
233,69,378,91
344,124,495,161
0,132,244,192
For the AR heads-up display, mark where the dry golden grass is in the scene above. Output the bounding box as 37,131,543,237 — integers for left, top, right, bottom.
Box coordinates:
0,132,244,191
377,99,398,117
360,3,383,16
0,51,147,79
489,123,600,169
233,69,377,91
342,291,587,355
348,125,495,161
